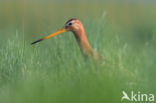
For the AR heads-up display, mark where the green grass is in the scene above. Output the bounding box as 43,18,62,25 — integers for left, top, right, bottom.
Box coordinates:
0,1,156,103
0,18,155,103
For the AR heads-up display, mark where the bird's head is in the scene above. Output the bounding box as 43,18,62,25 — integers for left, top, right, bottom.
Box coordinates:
64,18,82,32
31,18,83,45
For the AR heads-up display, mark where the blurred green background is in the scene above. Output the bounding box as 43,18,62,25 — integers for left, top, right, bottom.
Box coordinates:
0,0,156,103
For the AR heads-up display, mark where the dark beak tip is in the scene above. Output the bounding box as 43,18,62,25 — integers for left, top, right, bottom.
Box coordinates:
31,39,43,45
31,42,35,45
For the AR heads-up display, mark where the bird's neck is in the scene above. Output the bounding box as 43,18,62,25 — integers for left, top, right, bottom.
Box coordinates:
73,29,94,58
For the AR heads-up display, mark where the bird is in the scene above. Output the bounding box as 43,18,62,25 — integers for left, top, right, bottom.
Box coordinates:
31,18,104,62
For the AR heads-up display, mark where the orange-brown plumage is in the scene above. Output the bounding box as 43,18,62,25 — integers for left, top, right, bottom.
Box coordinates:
65,19,94,58
32,18,104,62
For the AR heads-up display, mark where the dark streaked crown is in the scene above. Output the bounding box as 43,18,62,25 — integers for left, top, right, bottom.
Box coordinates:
65,18,78,24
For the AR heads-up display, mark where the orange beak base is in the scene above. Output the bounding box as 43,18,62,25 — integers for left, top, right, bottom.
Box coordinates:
31,28,66,45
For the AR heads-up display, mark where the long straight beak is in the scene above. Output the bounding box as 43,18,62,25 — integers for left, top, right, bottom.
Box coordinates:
31,28,66,45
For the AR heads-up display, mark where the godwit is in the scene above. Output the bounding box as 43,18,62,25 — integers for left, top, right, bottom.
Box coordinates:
32,18,103,62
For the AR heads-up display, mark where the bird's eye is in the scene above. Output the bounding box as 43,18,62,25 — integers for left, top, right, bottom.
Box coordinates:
68,22,72,25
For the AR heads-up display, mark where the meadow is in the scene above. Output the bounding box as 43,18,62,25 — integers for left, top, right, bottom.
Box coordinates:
0,0,156,103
